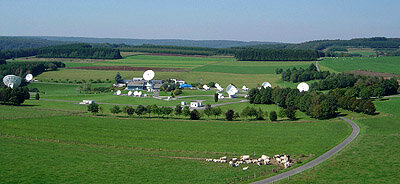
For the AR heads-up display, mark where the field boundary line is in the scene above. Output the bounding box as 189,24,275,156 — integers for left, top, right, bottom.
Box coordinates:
253,116,360,184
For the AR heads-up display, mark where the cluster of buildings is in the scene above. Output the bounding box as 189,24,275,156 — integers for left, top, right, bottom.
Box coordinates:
114,78,187,92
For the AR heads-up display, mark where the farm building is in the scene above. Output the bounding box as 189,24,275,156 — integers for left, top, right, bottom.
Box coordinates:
127,79,164,91
127,80,146,90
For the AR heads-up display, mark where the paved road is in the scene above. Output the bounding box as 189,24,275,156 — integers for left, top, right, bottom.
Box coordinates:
253,116,360,184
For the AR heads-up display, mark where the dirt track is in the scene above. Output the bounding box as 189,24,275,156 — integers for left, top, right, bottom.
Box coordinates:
345,70,400,78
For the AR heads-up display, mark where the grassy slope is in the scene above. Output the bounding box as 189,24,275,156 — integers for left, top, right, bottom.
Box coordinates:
0,104,350,183
320,56,400,74
277,97,400,184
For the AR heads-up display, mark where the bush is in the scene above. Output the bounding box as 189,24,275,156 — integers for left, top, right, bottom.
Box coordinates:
35,93,40,100
270,111,278,121
110,105,121,115
189,109,201,120
87,103,99,115
225,109,235,121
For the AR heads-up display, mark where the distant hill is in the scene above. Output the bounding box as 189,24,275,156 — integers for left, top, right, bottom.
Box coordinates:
247,37,400,50
0,36,66,50
38,36,276,48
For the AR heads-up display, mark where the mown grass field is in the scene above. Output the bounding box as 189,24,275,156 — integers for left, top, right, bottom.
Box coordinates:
0,104,350,183
320,56,400,74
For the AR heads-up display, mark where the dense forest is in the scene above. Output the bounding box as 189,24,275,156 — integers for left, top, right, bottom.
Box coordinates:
117,44,237,56
310,74,399,98
234,48,323,61
0,61,65,80
36,43,122,59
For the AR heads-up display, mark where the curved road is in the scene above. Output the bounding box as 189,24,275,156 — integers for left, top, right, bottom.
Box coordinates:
253,117,360,184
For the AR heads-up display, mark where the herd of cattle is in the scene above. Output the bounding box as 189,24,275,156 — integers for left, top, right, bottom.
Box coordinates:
206,154,293,170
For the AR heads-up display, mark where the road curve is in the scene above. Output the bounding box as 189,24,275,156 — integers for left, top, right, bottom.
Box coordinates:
253,117,360,184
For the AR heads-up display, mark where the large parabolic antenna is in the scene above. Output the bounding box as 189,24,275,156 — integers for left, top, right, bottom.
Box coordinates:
128,91,133,96
25,74,33,82
262,82,272,88
226,84,238,97
203,84,210,90
3,75,21,88
297,82,310,92
116,90,122,95
215,83,224,92
143,70,155,81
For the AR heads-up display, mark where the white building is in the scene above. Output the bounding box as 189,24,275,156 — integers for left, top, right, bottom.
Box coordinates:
190,101,203,108
79,100,95,105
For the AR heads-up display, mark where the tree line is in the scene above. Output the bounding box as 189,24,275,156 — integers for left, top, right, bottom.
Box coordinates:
310,74,399,98
247,37,400,50
276,63,331,83
0,61,65,81
248,86,376,119
36,43,122,59
234,48,323,61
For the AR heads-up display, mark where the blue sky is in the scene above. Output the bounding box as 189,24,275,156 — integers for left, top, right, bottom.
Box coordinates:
1,0,399,43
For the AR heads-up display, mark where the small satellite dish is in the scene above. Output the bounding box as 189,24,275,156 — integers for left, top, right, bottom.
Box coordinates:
116,90,121,95
133,91,139,96
128,91,133,96
297,82,310,92
138,91,142,96
25,74,33,82
242,85,249,91
203,84,210,90
3,75,22,89
218,93,225,99
226,84,238,98
262,82,272,88
143,70,155,81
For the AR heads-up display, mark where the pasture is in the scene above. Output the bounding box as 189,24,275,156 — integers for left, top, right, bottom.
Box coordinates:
320,56,400,74
0,104,350,183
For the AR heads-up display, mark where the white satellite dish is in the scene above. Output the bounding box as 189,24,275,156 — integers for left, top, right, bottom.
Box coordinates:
203,84,210,90
3,75,22,89
218,93,225,99
215,83,224,92
133,91,138,96
128,91,133,96
116,90,121,95
242,85,249,91
226,84,238,98
143,70,155,81
262,82,272,88
297,82,310,92
138,91,142,96
25,74,33,82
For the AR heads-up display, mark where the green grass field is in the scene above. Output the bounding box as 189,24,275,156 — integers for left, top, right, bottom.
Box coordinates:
3,54,400,183
0,105,350,183
320,56,400,74
277,95,400,183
